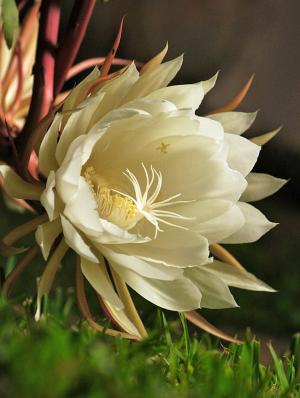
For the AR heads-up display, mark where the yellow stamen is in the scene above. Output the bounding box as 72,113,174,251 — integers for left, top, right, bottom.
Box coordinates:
83,167,140,229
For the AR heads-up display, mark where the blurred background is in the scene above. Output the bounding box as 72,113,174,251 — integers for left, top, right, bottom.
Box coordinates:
2,0,299,348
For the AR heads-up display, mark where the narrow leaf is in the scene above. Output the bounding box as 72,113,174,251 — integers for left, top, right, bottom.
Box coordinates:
208,74,254,114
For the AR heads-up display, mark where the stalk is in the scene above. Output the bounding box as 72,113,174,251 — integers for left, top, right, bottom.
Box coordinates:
54,0,96,97
17,0,61,176
75,257,139,341
2,245,39,297
110,267,148,338
2,213,48,246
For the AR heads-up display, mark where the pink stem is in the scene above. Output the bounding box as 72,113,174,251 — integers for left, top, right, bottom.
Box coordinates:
17,0,61,177
67,57,143,80
54,0,96,97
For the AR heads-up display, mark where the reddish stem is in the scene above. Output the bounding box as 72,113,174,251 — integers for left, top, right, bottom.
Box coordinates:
54,0,96,98
17,0,61,176
67,57,143,80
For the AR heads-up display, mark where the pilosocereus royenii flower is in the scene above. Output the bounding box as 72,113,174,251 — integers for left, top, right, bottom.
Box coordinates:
0,50,286,339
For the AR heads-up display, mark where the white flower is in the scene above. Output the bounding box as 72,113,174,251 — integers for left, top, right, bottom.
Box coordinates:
0,49,286,337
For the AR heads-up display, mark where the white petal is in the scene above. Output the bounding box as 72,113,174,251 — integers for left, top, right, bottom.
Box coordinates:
197,116,224,140
123,227,210,268
81,256,124,309
251,127,281,146
203,260,275,292
209,111,257,134
185,267,238,309
196,204,245,243
60,215,99,263
62,67,100,113
56,93,105,165
224,133,260,176
202,71,219,94
101,245,184,280
63,176,103,236
121,98,176,115
35,218,62,260
113,265,202,311
102,296,141,337
55,135,86,203
221,202,277,244
241,173,287,202
146,82,204,111
0,165,43,200
40,171,62,221
55,127,108,204
38,114,62,177
123,55,183,102
90,62,140,123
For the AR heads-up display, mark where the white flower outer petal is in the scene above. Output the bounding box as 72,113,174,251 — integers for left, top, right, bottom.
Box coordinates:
35,218,62,260
185,267,238,309
81,256,124,310
112,262,202,312
123,55,183,103
221,202,277,244
195,204,245,244
38,114,62,177
60,215,99,263
89,62,140,124
40,170,62,221
203,260,276,292
100,245,184,280
209,111,257,135
56,93,105,165
146,82,204,111
224,133,260,177
241,173,287,202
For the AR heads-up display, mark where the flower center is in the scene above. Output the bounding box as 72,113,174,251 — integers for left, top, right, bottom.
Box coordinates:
83,166,142,230
83,164,194,237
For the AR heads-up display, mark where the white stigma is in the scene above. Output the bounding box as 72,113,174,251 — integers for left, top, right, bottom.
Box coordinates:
113,164,194,238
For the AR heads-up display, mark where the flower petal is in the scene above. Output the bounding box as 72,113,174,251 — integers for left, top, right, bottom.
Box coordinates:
251,126,281,145
62,67,100,113
113,265,202,311
224,133,260,177
101,245,184,280
90,62,140,123
38,114,62,177
122,227,210,268
56,93,105,165
123,55,183,102
0,165,43,200
203,260,275,292
195,204,245,243
146,82,204,111
241,173,287,202
221,202,277,244
202,71,219,94
81,256,124,309
209,111,257,134
40,170,63,221
35,217,62,260
185,267,238,309
60,215,99,263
